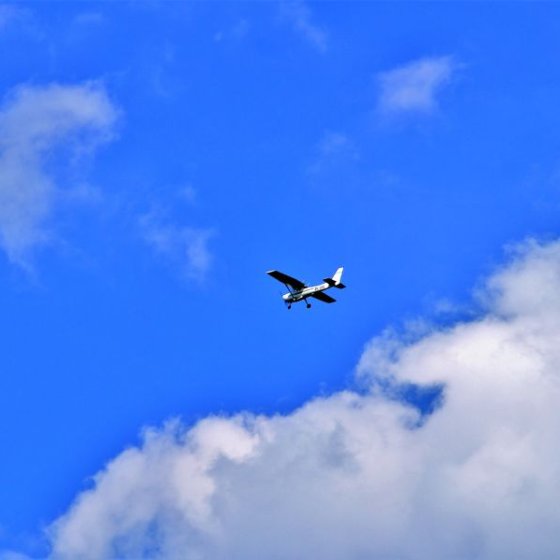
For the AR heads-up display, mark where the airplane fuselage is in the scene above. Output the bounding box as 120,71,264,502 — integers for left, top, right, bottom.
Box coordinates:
282,282,330,304
267,266,344,309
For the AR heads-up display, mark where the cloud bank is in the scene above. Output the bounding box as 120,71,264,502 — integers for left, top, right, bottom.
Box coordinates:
378,56,455,115
0,82,117,266
46,239,560,559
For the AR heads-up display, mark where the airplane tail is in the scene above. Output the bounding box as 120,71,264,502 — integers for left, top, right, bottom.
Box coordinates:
323,267,346,289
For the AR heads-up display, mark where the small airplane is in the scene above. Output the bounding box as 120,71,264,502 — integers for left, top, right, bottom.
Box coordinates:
267,267,346,309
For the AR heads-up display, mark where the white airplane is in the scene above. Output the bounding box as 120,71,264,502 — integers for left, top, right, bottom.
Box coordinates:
267,267,346,309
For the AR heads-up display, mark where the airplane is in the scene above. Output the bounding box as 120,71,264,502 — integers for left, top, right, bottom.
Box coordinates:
267,267,346,309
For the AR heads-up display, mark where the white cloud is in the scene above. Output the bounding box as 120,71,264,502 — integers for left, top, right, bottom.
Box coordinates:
281,1,328,53
377,56,455,115
0,82,117,267
140,211,214,283
43,239,560,559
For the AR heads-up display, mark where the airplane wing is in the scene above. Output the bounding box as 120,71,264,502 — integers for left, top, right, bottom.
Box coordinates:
267,270,306,291
310,291,336,304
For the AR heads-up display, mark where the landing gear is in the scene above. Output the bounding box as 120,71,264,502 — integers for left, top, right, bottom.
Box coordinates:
306,300,312,309
287,304,291,310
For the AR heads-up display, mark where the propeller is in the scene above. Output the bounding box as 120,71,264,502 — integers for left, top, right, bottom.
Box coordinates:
278,289,291,309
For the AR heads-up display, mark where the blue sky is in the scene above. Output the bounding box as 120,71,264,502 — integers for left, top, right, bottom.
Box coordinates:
2,2,560,558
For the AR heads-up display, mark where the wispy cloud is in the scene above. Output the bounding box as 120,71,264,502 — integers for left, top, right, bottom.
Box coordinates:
0,82,117,268
307,131,359,176
72,12,105,27
377,56,455,115
45,238,560,559
214,19,250,43
281,1,328,53
0,4,24,30
140,209,214,283
0,552,32,560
